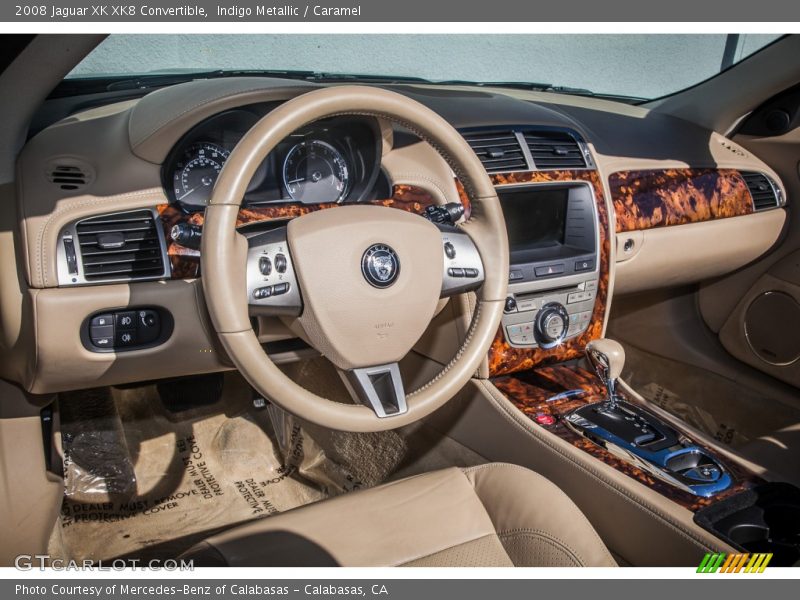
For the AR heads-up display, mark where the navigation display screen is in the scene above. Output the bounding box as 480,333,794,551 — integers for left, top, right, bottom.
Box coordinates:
499,188,568,252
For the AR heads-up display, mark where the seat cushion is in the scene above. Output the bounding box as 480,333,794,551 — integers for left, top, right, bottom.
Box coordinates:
179,463,616,567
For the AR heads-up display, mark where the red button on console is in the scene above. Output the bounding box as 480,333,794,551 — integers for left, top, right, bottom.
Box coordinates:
534,413,556,426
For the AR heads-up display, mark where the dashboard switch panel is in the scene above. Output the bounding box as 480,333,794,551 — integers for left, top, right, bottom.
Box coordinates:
82,307,173,353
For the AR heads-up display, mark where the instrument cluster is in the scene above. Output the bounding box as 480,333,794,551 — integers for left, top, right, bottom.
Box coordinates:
162,107,383,211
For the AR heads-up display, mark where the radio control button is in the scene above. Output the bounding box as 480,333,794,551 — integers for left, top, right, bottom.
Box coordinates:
447,267,465,277
585,280,598,291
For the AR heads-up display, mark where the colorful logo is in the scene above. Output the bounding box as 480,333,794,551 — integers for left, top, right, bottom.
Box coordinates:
697,552,773,573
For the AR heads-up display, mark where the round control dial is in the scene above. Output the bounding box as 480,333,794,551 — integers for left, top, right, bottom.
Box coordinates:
534,302,569,348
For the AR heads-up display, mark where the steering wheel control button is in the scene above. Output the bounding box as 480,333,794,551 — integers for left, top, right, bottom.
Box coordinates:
258,256,272,276
443,241,456,259
361,244,400,288
272,283,290,295
253,286,273,300
274,253,287,274
447,267,465,277
463,268,479,278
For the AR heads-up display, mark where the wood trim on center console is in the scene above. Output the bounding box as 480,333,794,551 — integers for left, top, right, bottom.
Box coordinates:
493,364,763,512
486,170,611,377
610,168,754,233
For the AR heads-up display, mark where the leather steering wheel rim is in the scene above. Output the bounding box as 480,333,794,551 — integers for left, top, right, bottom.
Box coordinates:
201,86,509,432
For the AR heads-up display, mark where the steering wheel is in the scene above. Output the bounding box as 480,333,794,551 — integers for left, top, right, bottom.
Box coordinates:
202,86,509,432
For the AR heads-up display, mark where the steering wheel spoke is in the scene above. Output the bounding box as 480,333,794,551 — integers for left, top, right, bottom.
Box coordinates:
246,226,303,316
439,225,485,297
341,362,408,418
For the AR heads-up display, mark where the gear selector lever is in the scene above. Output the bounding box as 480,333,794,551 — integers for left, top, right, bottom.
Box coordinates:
585,338,625,407
562,338,732,497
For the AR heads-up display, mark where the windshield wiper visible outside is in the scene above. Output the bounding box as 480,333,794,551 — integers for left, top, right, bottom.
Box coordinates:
50,69,643,103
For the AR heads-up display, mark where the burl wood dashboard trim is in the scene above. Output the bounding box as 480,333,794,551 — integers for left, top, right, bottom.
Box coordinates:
493,365,763,512
159,184,448,279
610,168,754,233
486,170,611,377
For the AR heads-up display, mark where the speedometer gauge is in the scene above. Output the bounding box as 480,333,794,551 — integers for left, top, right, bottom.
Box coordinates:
172,142,230,207
282,140,349,204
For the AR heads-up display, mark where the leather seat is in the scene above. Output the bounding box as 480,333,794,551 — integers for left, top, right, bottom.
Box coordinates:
180,463,616,567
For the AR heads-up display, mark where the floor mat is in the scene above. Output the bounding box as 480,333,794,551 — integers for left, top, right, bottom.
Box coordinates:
53,373,405,562
622,345,800,449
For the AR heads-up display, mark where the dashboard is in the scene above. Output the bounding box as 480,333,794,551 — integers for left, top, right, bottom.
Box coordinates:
162,107,384,210
7,76,789,395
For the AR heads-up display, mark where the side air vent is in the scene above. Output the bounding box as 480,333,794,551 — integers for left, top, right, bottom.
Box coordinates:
524,131,588,169
74,210,167,282
741,171,782,211
46,158,95,192
462,130,528,173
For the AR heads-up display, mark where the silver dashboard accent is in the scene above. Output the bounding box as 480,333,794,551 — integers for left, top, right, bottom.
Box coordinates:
56,208,170,287
345,362,407,418
439,229,485,297
246,227,302,316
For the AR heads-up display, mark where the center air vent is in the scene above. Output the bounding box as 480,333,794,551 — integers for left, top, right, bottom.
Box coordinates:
73,210,167,282
524,131,588,169
462,130,528,173
741,171,782,211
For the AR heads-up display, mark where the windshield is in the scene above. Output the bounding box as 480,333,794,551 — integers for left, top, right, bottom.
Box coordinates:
67,34,782,101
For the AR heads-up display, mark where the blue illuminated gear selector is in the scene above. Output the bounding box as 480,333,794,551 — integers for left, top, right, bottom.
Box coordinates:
533,302,569,348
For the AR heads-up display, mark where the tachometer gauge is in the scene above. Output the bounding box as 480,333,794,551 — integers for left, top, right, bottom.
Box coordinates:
282,140,349,204
172,142,230,207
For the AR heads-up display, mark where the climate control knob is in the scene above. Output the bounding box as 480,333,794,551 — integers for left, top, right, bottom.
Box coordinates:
534,302,569,348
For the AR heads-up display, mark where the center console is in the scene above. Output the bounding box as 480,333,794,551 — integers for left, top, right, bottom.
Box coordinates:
499,183,599,348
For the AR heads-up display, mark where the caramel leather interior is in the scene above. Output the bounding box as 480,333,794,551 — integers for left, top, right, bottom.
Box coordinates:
2,34,800,568
180,464,616,567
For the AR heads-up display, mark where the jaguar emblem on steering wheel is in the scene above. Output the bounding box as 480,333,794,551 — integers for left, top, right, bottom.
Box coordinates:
361,244,400,288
